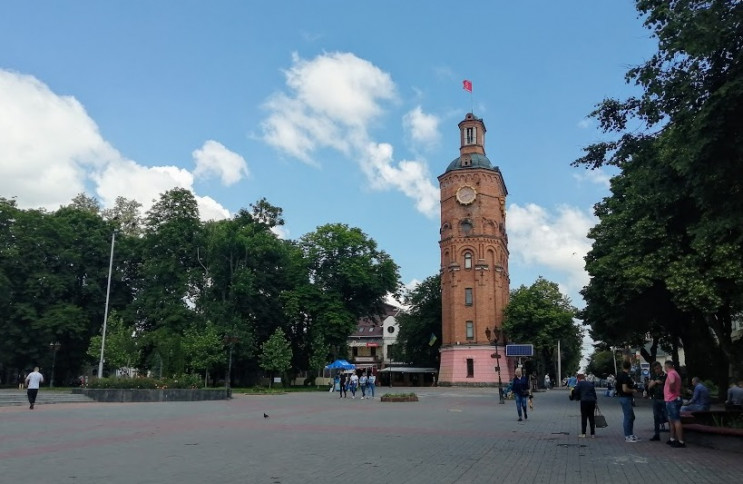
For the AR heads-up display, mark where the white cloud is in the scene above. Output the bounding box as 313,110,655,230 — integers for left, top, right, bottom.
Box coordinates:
0,69,118,209
577,118,593,129
260,52,440,218
0,68,231,221
403,106,441,147
271,224,290,239
360,142,439,218
507,203,595,293
573,168,612,189
192,140,249,186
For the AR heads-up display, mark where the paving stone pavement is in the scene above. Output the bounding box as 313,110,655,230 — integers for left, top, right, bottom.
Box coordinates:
0,386,741,483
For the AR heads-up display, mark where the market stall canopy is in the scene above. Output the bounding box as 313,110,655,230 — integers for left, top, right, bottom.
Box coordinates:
324,359,356,370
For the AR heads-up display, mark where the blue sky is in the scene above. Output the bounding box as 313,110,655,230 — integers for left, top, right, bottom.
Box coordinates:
0,2,656,343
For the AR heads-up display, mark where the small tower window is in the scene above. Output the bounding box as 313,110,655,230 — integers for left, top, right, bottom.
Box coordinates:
465,127,477,145
464,252,473,269
465,288,473,306
466,321,474,339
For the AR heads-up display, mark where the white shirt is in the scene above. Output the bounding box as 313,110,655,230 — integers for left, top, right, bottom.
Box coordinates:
26,371,44,389
350,374,359,384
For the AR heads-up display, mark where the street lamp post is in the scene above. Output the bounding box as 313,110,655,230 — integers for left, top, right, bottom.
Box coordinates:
98,230,116,378
49,342,61,388
486,327,505,404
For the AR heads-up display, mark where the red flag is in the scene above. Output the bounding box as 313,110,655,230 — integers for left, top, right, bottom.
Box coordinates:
462,79,472,92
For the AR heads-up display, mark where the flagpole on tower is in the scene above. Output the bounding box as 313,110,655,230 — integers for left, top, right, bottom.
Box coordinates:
462,79,473,114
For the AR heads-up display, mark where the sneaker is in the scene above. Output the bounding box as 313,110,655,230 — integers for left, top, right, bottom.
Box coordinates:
631,435,642,441
666,439,675,445
360,397,364,400
650,435,661,441
625,436,637,443
518,418,523,422
671,440,686,448
578,434,586,438
591,434,596,439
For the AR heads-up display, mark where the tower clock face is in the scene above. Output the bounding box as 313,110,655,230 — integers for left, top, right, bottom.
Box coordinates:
456,185,477,205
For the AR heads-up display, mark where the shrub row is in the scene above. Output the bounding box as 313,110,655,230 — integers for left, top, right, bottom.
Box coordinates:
87,374,202,389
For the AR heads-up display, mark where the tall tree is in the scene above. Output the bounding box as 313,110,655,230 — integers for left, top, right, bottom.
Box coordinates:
574,0,743,384
503,277,582,379
393,275,441,367
136,188,202,376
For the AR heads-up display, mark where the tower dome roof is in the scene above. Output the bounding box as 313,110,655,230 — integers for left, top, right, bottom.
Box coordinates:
444,153,496,173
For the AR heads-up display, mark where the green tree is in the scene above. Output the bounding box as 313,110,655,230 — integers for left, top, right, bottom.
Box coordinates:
87,310,139,373
585,349,618,379
503,277,582,379
299,223,400,320
137,188,202,375
260,328,293,388
574,0,743,386
183,321,224,387
393,275,441,367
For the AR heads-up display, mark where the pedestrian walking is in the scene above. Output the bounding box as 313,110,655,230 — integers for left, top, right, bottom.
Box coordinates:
339,373,347,398
349,373,359,399
544,374,551,390
571,373,597,438
664,360,685,448
359,373,368,399
25,367,44,410
367,373,376,398
647,361,668,441
512,368,530,421
616,360,639,442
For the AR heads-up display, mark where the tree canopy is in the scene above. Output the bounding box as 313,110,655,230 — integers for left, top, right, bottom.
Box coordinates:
0,193,401,387
503,277,582,379
392,275,442,367
575,0,743,385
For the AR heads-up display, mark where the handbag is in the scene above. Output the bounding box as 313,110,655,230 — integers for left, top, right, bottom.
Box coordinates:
594,403,608,428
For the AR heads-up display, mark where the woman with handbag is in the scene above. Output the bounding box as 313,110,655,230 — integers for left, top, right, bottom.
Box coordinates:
571,373,597,438
512,368,530,421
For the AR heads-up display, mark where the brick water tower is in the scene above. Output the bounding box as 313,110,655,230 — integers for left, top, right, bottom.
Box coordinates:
437,113,512,386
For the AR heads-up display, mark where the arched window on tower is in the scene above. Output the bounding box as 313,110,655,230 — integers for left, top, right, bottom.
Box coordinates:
464,251,473,269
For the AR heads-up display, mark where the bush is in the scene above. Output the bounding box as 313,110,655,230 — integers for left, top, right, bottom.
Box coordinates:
88,374,202,389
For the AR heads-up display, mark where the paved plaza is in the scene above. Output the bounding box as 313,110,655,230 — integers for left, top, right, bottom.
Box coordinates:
1,387,741,483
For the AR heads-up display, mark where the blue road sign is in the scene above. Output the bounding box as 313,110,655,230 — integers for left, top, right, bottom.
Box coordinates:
505,344,534,357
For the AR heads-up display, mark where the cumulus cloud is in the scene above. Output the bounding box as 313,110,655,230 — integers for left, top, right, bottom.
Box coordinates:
573,168,612,188
507,203,595,293
192,140,249,186
0,68,232,221
260,52,440,218
0,69,118,208
403,106,441,147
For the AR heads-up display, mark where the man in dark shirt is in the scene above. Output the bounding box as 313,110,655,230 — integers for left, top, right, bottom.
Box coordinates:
616,361,639,442
647,361,667,441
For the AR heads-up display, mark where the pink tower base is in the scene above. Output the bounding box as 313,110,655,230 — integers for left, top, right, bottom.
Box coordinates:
438,344,514,387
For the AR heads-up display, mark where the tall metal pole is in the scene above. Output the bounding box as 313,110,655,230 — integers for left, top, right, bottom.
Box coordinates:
611,346,618,376
98,230,116,378
557,340,562,388
49,342,60,387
